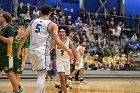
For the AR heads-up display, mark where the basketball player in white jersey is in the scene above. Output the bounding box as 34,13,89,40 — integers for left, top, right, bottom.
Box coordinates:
68,41,88,84
17,5,73,93
50,26,77,93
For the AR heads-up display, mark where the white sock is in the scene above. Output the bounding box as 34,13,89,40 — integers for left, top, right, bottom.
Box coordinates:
35,70,47,93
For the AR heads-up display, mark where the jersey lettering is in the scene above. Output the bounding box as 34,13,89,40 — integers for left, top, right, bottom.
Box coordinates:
35,24,42,33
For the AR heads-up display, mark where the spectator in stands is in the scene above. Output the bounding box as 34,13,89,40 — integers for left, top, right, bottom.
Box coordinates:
111,7,118,19
83,24,90,37
50,9,57,18
115,24,122,45
103,44,112,56
72,32,80,44
58,10,64,19
119,54,127,70
125,53,134,70
96,44,104,61
24,3,32,25
75,17,81,26
17,2,25,24
93,13,101,27
54,2,61,10
33,6,40,19
88,42,96,56
87,12,92,25
81,13,87,23
58,16,66,26
110,17,115,28
112,44,119,54
76,22,83,39
114,53,120,70
106,26,113,43
88,30,95,42
66,15,72,25
131,33,137,42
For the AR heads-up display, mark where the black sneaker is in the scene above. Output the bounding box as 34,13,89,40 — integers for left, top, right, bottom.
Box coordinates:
58,90,62,93
67,84,72,89
55,84,61,89
68,76,72,81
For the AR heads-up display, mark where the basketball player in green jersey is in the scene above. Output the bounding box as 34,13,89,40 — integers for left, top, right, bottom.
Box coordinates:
12,25,29,93
0,12,19,93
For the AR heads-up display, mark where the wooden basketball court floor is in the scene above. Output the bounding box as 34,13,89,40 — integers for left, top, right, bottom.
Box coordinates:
0,78,140,93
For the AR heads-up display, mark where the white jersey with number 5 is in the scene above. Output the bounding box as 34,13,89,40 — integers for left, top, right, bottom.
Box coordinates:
30,18,51,55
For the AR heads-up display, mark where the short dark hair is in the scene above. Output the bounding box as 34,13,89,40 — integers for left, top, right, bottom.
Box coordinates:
59,26,70,36
40,4,51,15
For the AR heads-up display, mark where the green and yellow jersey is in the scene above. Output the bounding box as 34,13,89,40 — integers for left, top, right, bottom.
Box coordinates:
0,24,14,57
13,36,29,59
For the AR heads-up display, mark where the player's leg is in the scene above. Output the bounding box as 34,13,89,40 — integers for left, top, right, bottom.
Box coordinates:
2,56,19,92
56,61,68,93
79,62,87,84
7,71,19,92
58,72,67,93
65,61,72,89
55,74,61,89
29,51,46,93
68,67,78,79
35,70,47,93
14,57,24,93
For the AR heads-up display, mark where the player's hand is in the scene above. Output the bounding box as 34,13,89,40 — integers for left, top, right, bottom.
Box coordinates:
74,62,78,66
17,48,21,59
87,53,90,56
21,62,25,70
67,49,73,59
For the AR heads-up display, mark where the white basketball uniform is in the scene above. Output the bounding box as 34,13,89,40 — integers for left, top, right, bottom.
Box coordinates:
75,46,85,70
55,38,70,75
29,18,51,71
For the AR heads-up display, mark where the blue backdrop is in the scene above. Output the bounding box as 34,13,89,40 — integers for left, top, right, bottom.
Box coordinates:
84,0,120,14
124,0,140,16
0,0,140,18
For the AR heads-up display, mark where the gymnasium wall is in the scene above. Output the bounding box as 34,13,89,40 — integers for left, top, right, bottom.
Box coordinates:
84,0,120,14
124,0,140,16
0,0,140,18
0,0,12,13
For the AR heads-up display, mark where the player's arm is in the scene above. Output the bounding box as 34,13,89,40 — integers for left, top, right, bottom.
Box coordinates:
79,47,84,56
21,47,28,69
79,47,89,56
0,35,13,44
17,25,30,59
48,22,73,58
0,26,13,44
70,40,78,64
50,41,56,51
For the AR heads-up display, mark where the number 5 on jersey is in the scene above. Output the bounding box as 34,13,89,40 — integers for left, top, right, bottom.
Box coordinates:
35,24,41,33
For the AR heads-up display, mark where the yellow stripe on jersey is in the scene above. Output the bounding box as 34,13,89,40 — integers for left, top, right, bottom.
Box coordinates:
7,43,13,57
22,48,25,59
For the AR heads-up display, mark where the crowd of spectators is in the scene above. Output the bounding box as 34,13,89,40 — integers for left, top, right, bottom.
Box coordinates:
1,2,140,71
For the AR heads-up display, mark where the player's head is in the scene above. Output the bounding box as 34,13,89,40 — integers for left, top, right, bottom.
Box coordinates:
17,25,25,37
40,4,51,16
79,41,86,47
58,26,70,39
0,12,12,24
